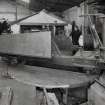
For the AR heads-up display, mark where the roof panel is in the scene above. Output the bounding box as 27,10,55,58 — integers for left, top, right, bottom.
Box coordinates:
19,10,67,25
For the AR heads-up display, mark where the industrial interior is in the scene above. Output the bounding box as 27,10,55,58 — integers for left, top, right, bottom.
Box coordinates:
0,0,105,105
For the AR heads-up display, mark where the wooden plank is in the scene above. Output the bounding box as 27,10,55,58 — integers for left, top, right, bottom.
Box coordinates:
7,65,95,89
64,88,68,105
102,18,105,59
53,55,97,68
51,38,61,56
0,87,13,105
0,31,51,58
80,14,105,17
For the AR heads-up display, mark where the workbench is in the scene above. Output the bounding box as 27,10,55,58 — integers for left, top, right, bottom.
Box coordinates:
4,65,96,105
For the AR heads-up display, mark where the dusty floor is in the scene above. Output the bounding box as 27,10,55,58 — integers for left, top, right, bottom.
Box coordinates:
0,63,36,105
0,78,36,105
0,61,96,105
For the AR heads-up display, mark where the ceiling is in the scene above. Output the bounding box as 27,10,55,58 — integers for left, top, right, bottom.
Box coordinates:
10,0,84,12
29,0,84,12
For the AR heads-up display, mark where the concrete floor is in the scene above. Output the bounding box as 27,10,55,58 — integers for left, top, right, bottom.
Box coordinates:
0,61,97,105
0,63,36,105
0,78,36,105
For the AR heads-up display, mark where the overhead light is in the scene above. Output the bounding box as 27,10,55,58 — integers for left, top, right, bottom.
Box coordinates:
21,0,30,3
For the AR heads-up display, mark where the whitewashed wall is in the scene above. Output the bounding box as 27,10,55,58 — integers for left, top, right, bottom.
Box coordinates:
63,6,83,27
0,0,33,22
63,2,98,27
